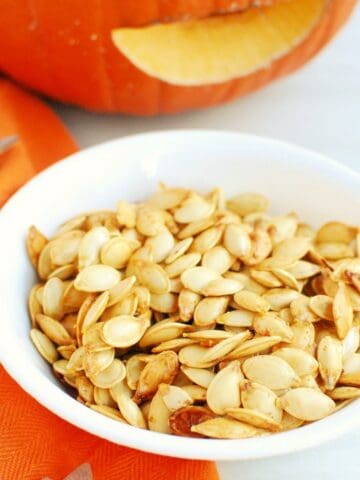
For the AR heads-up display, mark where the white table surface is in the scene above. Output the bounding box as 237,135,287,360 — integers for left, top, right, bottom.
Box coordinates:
53,8,360,479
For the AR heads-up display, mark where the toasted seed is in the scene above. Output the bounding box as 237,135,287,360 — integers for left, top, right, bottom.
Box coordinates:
243,355,300,390
134,261,170,294
125,353,152,390
191,417,264,439
148,187,188,210
181,267,220,293
333,282,353,339
62,282,88,312
147,386,171,433
281,412,304,430
116,201,136,228
36,314,73,346
224,224,252,258
227,193,269,217
317,336,343,390
290,296,319,323
152,338,196,353
75,375,94,403
272,237,311,263
83,348,115,377
94,386,118,407
111,380,146,428
30,328,58,364
271,268,299,291
48,264,77,281
150,292,178,313
234,290,270,314
159,384,193,412
82,323,111,351
262,289,300,311
206,361,242,414
28,284,43,327
201,278,243,296
250,270,282,288
201,246,233,274
38,243,55,280
136,205,164,237
273,348,318,376
193,296,228,327
90,359,126,388
139,320,189,348
89,404,126,422
165,237,193,265
100,237,132,268
316,222,356,244
201,331,251,364
226,408,281,432
81,291,109,332
174,196,214,224
27,226,48,268
145,228,175,263
278,388,335,421
180,366,215,388
342,326,360,361
339,372,360,387
177,216,215,240
67,346,86,372
316,242,354,260
191,226,223,254
342,352,360,374
240,380,282,422
286,261,321,280
107,276,135,307
104,292,139,320
328,386,360,400
169,406,215,437
184,330,232,342
102,315,149,348
217,309,254,328
74,265,120,292
178,345,218,368
56,214,86,235
78,226,109,269
253,313,293,342
178,289,201,322
53,358,69,375
165,253,202,279
133,351,179,404
309,295,334,321
226,336,282,359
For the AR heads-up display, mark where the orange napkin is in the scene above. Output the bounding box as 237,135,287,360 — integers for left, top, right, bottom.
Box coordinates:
0,79,219,480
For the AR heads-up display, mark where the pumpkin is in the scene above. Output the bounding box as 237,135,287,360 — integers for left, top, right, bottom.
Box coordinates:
0,0,355,115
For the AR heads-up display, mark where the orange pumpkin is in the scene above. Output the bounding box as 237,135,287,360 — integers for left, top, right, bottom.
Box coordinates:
0,0,356,115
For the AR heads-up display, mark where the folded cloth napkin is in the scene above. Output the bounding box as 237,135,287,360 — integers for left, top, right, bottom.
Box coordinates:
0,79,219,480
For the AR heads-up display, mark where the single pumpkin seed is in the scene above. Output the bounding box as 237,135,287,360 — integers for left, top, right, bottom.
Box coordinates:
201,277,243,296
180,266,220,293
139,320,189,348
333,282,353,339
180,366,215,388
226,336,282,359
111,380,146,428
89,404,126,423
242,355,300,390
83,348,115,377
178,289,201,322
206,361,242,414
262,288,300,311
78,226,109,269
227,193,269,217
145,228,175,263
152,338,196,353
317,335,343,390
102,315,149,348
74,265,120,292
278,388,335,421
240,380,282,422
201,331,251,364
159,384,193,412
193,296,228,327
253,313,293,342
234,290,270,314
191,417,265,439
30,328,58,364
136,204,164,237
328,386,360,400
81,291,109,333
89,358,126,388
216,309,254,328
226,407,281,432
36,314,73,346
272,347,318,377
224,224,252,258
201,246,234,274
147,387,171,433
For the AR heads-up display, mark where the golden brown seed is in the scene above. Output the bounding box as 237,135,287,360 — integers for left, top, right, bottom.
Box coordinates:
253,313,293,342
139,320,189,348
100,237,133,269
27,226,48,268
217,309,254,328
36,314,73,346
194,296,228,327
224,224,252,258
227,193,269,217
333,282,353,339
78,226,109,269
178,289,201,322
201,278,243,296
241,380,282,422
202,246,234,274
136,205,164,237
116,201,136,228
30,328,58,364
243,355,300,390
89,359,126,389
191,417,265,439
159,384,193,412
278,388,335,421
226,336,282,359
226,408,281,432
133,351,179,404
272,348,318,377
147,387,171,434
317,336,343,390
262,289,300,311
165,253,201,278
111,381,146,428
234,290,270,314
191,226,223,254
74,265,120,292
309,295,334,321
102,315,149,348
135,261,170,294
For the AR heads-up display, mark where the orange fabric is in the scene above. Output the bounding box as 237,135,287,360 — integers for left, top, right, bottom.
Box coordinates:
0,81,219,480
0,79,77,205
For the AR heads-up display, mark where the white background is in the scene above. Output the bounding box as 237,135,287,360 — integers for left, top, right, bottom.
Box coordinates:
54,7,360,479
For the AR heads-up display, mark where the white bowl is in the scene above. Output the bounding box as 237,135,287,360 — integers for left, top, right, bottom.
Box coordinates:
0,130,359,461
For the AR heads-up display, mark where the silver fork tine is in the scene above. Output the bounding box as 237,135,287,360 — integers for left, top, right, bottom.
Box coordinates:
0,135,18,154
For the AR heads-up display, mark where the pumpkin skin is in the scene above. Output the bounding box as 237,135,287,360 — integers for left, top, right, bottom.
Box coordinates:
0,0,356,115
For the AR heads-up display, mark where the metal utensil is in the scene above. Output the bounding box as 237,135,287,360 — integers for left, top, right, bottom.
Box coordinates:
0,135,18,155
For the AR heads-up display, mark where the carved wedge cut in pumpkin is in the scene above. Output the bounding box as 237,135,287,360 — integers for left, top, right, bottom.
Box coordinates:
112,0,327,86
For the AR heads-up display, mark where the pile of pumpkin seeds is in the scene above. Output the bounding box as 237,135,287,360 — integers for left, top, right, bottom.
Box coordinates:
27,185,360,438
